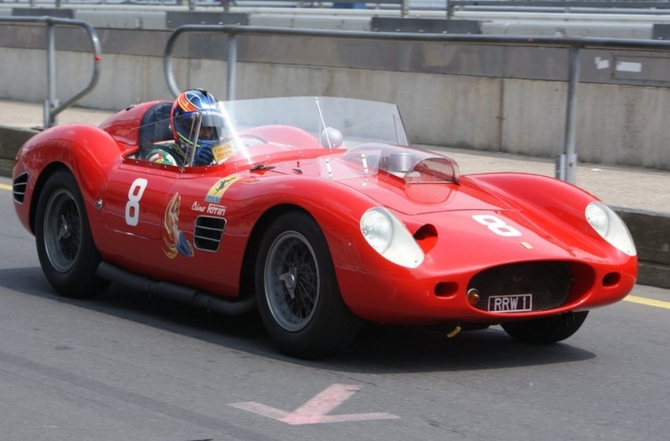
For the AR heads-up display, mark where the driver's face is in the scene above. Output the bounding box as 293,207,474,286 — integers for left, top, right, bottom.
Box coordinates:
199,126,215,140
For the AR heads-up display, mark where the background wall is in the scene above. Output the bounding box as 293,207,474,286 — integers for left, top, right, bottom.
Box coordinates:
2,43,669,170
1,7,670,172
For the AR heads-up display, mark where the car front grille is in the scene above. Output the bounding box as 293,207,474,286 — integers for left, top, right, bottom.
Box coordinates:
467,261,572,312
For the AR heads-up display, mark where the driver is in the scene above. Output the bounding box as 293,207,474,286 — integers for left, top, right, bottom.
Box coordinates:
146,88,225,166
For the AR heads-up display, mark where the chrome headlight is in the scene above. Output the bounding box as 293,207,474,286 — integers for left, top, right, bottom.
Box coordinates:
585,202,636,256
360,207,425,268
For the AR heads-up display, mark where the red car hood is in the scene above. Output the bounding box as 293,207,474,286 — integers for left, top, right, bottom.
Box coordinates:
336,175,515,216
269,143,514,216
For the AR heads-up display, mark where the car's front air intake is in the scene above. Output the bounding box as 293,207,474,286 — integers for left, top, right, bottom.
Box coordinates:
468,261,572,313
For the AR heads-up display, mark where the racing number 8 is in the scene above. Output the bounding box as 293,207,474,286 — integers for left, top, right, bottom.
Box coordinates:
472,214,522,237
125,178,148,226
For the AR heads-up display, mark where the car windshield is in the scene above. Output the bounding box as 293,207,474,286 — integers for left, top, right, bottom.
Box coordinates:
132,96,458,183
206,96,409,163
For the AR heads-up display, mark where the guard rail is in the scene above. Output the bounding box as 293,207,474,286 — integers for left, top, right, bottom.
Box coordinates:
0,16,101,127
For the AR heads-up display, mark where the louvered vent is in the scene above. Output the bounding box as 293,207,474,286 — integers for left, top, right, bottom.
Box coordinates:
194,216,226,252
13,173,28,204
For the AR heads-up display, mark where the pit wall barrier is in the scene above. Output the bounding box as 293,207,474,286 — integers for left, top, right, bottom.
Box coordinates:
617,209,670,290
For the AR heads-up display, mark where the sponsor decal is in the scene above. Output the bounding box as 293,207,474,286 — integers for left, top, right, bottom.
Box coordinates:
191,201,206,212
205,176,240,203
212,141,236,163
207,204,226,216
163,193,194,259
192,201,226,217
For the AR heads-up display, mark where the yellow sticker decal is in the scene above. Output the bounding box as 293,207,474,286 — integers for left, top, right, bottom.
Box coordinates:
212,142,235,163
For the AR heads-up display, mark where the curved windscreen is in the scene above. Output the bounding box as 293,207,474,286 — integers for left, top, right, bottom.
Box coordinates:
129,96,417,169
220,96,408,147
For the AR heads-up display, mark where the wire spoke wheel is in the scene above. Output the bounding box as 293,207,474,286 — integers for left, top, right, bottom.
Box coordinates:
256,211,361,359
35,170,109,298
43,189,82,273
265,231,320,332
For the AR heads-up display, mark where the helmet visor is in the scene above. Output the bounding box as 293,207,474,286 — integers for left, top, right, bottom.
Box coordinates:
176,110,226,143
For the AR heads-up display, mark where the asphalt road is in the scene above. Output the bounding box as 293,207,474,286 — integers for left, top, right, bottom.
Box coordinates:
2,175,670,441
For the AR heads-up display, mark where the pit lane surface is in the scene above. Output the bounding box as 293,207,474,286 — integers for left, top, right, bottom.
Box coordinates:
1,177,669,441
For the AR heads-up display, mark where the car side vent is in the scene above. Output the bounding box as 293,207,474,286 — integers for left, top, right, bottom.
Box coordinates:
13,172,28,204
194,216,226,252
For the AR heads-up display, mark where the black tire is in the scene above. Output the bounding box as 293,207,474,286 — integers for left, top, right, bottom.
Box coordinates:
501,311,589,344
255,211,361,359
35,169,110,298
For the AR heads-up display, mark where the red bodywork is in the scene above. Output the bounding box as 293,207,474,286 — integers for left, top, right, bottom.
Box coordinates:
12,99,637,327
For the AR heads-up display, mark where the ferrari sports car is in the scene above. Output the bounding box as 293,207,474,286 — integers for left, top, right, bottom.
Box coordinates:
12,96,637,358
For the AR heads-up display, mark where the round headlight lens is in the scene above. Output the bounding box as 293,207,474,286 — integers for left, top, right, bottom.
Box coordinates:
585,203,609,236
585,202,636,256
360,208,393,254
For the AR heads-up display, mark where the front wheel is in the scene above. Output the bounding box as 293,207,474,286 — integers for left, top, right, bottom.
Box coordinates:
501,311,589,344
255,211,361,358
35,169,109,298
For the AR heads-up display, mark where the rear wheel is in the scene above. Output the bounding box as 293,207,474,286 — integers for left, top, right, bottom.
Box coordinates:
255,211,360,358
35,169,109,298
502,311,589,343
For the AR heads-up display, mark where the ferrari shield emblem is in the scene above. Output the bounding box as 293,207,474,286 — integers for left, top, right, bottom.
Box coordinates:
205,176,240,203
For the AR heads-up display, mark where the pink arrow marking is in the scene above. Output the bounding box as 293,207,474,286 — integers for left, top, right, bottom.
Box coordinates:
229,383,400,425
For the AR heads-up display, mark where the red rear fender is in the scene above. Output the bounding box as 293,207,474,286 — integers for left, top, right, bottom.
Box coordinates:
15,124,125,235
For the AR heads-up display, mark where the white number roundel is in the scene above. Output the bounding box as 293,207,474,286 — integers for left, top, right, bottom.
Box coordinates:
125,178,148,226
472,214,522,237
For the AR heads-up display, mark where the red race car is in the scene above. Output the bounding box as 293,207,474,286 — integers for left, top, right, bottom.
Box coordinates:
12,96,637,358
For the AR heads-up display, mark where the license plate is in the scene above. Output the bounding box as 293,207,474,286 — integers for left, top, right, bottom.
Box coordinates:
488,294,533,313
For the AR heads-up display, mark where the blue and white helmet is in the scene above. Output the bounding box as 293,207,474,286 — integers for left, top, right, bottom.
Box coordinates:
170,88,225,156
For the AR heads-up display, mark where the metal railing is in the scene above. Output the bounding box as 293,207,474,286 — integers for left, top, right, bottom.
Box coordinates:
1,0,410,14
165,25,670,183
0,16,101,127
2,0,186,5
446,0,670,17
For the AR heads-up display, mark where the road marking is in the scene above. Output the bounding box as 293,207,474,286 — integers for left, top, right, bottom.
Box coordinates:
0,183,11,191
229,383,399,425
624,295,670,310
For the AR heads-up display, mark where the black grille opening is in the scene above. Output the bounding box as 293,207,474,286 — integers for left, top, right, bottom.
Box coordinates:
194,216,226,252
468,261,572,312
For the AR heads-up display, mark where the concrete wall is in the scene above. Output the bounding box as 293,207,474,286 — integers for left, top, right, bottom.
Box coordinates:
618,208,670,290
3,43,670,171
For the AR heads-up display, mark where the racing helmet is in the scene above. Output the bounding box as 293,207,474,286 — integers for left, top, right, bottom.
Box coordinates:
170,88,225,157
